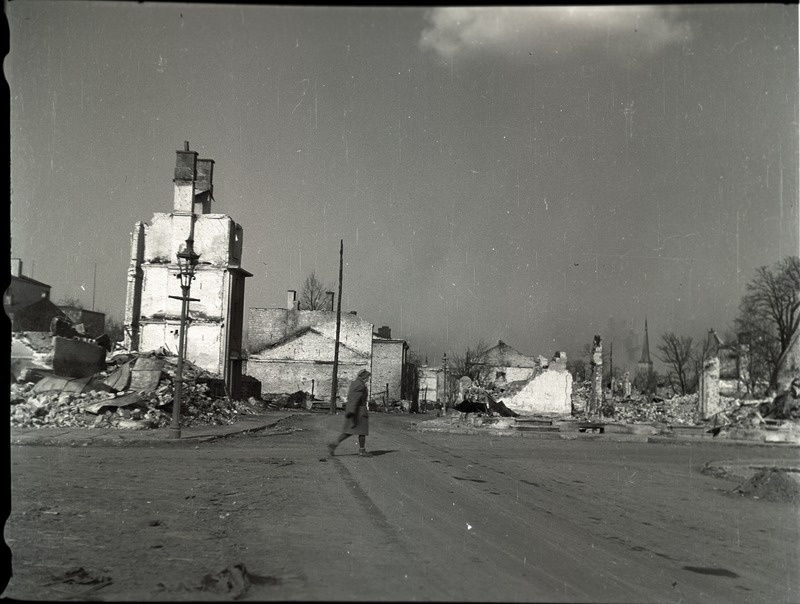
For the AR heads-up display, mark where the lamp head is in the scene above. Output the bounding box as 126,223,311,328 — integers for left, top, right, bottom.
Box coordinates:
176,238,200,287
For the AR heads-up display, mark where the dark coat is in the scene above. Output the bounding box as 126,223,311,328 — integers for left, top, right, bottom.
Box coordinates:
342,378,369,435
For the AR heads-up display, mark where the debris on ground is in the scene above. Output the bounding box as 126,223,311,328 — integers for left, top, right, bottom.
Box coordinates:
199,563,279,599
10,348,262,430
451,383,519,418
705,397,793,436
262,390,313,410
46,567,112,587
156,563,279,599
731,468,800,503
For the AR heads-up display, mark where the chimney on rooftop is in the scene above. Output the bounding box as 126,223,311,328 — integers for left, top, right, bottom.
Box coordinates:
194,158,215,214
10,258,22,277
173,141,198,213
326,291,335,312
287,290,297,310
378,326,391,339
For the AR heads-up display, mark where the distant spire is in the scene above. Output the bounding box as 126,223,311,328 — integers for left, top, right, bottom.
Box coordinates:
639,317,652,364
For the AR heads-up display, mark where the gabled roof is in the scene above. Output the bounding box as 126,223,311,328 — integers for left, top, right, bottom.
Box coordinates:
10,273,52,290
250,326,367,358
481,340,536,368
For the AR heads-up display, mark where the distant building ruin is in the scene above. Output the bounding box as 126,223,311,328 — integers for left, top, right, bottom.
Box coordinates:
123,142,252,398
372,326,410,403
478,340,538,389
245,290,373,401
6,259,67,332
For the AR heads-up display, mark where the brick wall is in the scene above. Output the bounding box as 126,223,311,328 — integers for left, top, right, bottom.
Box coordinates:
372,340,405,401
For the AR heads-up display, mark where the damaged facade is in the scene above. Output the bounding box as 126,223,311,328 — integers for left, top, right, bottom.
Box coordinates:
245,290,373,401
477,340,537,389
496,351,573,415
123,142,252,398
371,326,410,403
417,365,442,405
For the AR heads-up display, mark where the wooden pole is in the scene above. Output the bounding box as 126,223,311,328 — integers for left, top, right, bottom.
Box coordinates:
330,240,344,414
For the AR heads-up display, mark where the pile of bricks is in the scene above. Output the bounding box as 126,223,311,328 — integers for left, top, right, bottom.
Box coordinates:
9,353,261,430
570,385,742,426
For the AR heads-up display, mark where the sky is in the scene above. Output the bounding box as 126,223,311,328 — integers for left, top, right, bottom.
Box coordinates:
7,2,799,371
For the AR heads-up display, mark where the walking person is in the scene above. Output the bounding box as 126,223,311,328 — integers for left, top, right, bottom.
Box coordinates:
328,369,372,457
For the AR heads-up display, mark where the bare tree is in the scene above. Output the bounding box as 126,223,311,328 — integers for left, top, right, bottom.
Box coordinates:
448,339,491,385
735,256,800,390
298,271,333,310
567,358,587,382
105,315,124,345
688,335,714,393
57,296,84,308
656,332,694,395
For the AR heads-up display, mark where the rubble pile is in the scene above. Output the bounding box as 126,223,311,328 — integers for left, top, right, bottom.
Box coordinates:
10,349,262,430
706,396,791,435
732,468,800,503
570,384,742,426
602,394,708,425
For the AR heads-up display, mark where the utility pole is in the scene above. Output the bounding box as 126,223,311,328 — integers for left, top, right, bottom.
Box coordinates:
330,240,344,414
441,352,449,417
92,263,97,311
609,342,613,390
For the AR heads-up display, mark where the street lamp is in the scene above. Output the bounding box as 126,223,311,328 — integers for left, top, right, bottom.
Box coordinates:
442,353,449,417
169,237,200,439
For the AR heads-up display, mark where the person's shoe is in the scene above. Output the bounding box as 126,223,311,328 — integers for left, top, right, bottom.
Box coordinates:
327,443,337,457
358,449,372,457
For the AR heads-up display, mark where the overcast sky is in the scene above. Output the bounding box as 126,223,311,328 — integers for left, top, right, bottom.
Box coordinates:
7,2,799,369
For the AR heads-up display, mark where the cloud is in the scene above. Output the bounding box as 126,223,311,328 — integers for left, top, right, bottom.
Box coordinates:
419,6,692,63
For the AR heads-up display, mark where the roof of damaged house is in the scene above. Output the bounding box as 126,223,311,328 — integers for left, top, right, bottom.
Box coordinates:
248,326,369,359
9,273,52,290
481,340,537,368
8,298,67,329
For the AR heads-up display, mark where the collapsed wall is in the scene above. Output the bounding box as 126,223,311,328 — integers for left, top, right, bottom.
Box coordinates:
497,353,572,415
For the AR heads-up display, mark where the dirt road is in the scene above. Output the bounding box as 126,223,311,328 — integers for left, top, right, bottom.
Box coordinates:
4,412,799,601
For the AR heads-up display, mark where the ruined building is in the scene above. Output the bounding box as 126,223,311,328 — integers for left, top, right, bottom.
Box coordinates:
372,326,410,403
6,259,66,332
245,290,373,401
478,340,537,388
124,142,252,398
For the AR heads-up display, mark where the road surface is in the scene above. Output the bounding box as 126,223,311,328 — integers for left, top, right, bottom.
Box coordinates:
4,412,798,601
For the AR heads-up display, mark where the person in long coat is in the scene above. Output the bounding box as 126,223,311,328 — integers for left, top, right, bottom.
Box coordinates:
328,369,372,457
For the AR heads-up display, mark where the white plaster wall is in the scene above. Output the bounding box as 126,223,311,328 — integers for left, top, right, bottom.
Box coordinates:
500,366,535,383
138,266,225,320
143,213,238,267
417,368,439,401
189,270,226,319
194,216,236,266
139,266,172,318
139,321,222,374
500,369,573,415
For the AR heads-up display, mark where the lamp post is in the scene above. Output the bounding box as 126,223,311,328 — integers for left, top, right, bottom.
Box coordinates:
169,237,200,439
442,353,449,417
